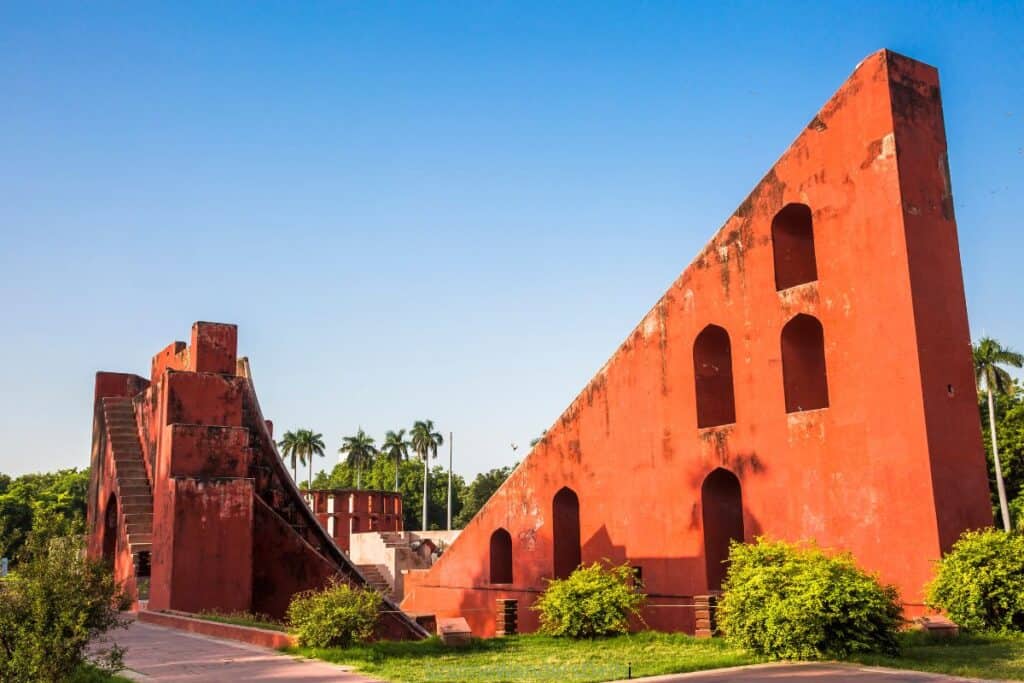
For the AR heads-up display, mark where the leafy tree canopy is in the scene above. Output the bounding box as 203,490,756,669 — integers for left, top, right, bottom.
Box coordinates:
0,469,88,563
980,379,1024,526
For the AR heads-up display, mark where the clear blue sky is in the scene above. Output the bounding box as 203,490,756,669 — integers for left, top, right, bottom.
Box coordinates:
1,2,1021,479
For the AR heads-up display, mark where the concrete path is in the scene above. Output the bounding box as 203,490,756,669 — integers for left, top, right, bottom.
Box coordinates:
106,619,377,681
619,662,993,682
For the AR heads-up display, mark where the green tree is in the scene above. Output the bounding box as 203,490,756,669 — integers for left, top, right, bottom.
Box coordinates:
278,429,325,490
978,380,1024,526
379,429,411,491
0,517,128,681
454,466,514,528
0,469,89,563
410,420,444,531
974,337,1024,530
278,430,304,483
337,428,378,490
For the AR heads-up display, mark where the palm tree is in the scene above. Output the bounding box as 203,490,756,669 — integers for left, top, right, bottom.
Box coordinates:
299,429,326,492
381,429,411,491
338,428,378,490
278,430,303,483
410,420,444,531
974,337,1024,531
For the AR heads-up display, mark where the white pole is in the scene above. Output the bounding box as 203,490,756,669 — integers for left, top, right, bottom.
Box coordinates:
447,432,453,530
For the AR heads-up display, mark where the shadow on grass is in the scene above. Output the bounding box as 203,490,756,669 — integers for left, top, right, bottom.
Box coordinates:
287,635,515,665
851,630,1024,681
286,632,759,683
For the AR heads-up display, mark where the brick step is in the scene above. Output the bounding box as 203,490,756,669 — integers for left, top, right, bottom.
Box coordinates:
114,461,145,470
121,496,154,508
126,522,152,535
104,408,136,418
128,533,152,544
119,484,151,496
124,513,154,525
129,542,152,553
123,505,152,517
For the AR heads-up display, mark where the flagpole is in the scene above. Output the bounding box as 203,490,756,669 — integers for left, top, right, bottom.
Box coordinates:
447,432,453,530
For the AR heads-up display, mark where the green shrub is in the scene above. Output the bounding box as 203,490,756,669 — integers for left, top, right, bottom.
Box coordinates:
533,562,646,638
286,578,382,647
0,524,127,682
927,528,1024,632
717,539,901,659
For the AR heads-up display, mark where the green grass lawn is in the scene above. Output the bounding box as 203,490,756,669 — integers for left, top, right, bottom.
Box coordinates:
289,630,1024,683
287,632,761,682
852,630,1024,681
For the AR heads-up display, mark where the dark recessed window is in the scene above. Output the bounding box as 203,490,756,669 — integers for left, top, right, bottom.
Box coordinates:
693,324,737,428
772,203,818,290
781,314,829,413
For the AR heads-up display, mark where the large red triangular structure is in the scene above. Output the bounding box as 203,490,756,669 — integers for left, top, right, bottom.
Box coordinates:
400,50,991,636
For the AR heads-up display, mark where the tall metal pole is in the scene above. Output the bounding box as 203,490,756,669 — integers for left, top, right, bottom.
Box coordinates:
447,432,453,530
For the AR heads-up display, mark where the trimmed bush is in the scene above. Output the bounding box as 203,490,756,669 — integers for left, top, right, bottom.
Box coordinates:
533,562,645,638
717,539,901,659
0,526,127,682
927,528,1024,632
287,578,381,647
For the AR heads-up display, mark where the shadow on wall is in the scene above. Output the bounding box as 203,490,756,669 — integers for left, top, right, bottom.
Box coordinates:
443,471,764,635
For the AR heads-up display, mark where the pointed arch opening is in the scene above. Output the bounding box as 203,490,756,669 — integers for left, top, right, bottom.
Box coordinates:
693,324,737,428
552,487,581,579
781,314,829,413
701,468,744,591
102,492,118,565
772,203,818,290
489,528,513,584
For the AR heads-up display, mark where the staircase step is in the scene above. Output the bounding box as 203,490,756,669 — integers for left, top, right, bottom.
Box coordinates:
126,522,152,534
124,513,154,525
128,533,152,544
129,542,152,553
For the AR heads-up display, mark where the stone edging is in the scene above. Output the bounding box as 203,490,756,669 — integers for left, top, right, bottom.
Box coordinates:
136,610,296,649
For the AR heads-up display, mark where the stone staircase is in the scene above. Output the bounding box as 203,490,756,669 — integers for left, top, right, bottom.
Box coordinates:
380,532,410,549
102,398,154,581
356,564,393,596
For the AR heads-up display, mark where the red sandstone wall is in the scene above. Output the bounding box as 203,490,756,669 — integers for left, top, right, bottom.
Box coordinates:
252,496,344,618
306,489,404,551
89,322,426,638
401,50,992,636
159,479,254,614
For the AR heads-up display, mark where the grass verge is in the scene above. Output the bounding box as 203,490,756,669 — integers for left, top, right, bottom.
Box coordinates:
851,630,1024,681
287,631,760,682
193,609,289,632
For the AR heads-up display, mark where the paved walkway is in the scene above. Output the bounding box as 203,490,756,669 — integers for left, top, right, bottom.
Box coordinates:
621,662,991,682
108,619,377,681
